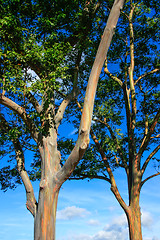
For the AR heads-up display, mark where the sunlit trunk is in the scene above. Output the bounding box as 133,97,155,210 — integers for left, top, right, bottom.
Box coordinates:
126,185,142,240
34,134,61,240
34,182,59,240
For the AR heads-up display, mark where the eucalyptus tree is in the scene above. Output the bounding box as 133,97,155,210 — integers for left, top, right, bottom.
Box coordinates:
0,0,125,239
69,1,160,239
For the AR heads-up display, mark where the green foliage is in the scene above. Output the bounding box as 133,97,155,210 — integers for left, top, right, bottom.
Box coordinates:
0,0,160,191
0,0,110,190
69,0,160,181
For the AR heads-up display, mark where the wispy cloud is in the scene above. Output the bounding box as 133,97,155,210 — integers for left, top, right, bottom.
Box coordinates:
144,238,160,240
64,210,155,240
57,206,90,220
87,219,101,226
68,129,78,136
142,210,153,228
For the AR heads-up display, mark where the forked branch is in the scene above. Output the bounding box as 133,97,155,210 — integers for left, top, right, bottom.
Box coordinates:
135,68,160,86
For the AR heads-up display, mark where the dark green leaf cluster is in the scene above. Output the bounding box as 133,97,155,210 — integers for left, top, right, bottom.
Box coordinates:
0,0,111,189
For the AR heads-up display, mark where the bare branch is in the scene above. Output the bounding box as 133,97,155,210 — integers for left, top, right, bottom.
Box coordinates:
93,0,103,13
135,68,160,86
0,95,40,143
55,51,82,128
70,173,111,183
139,89,149,150
91,127,129,214
0,114,37,217
55,96,72,129
57,0,125,183
111,184,129,214
137,109,160,160
122,83,131,136
26,91,42,113
141,172,160,187
128,4,136,137
151,134,160,139
141,145,160,174
93,118,128,170
104,59,123,87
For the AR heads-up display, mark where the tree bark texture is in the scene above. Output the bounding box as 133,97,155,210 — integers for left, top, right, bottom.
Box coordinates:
126,193,142,240
34,183,59,240
34,129,61,240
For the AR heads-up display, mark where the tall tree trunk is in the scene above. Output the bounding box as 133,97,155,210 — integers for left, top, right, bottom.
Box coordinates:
126,186,142,240
34,133,61,240
34,180,60,240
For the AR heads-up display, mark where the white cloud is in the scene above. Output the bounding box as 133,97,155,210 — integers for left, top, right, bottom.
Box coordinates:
57,206,90,220
107,213,127,227
66,214,129,240
108,206,117,211
142,210,153,228
92,228,128,240
68,129,78,136
87,219,101,226
97,214,128,240
65,234,92,240
65,210,156,240
27,68,40,80
144,238,160,240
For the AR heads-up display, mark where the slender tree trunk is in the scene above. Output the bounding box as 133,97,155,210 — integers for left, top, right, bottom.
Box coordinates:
126,187,142,240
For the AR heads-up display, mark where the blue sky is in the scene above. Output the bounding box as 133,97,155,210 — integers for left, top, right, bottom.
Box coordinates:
1,167,160,240
0,73,160,240
0,96,160,240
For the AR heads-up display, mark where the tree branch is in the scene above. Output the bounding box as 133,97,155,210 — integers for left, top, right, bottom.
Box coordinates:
141,144,160,174
111,184,129,214
91,128,129,214
55,96,72,129
135,68,160,86
0,114,37,217
128,4,137,158
93,118,128,170
56,0,125,184
70,173,111,183
55,51,82,128
0,95,40,143
151,134,160,139
75,100,126,182
26,91,42,113
141,172,160,187
137,109,160,160
104,59,123,87
139,88,149,151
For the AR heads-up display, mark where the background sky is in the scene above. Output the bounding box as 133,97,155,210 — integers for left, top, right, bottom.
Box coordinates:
0,166,160,240
0,75,160,240
0,107,160,240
